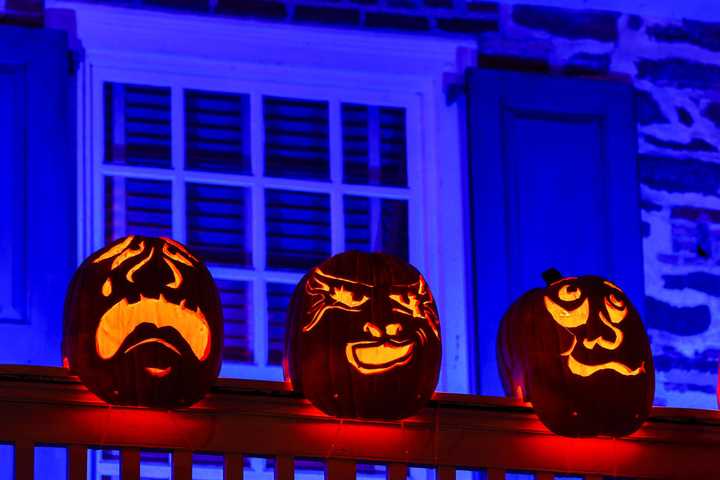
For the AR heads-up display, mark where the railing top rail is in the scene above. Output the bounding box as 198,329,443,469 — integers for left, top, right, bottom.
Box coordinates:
1,365,720,478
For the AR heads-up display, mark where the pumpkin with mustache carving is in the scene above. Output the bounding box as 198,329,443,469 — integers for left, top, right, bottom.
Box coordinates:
285,251,441,420
63,235,223,408
498,271,654,437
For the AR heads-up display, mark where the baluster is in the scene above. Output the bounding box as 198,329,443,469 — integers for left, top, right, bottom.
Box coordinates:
535,473,554,480
326,459,355,480
224,453,244,480
486,469,505,480
172,450,192,480
68,446,87,480
275,455,293,480
14,441,33,480
585,476,603,480
387,463,408,480
120,448,140,480
437,466,455,480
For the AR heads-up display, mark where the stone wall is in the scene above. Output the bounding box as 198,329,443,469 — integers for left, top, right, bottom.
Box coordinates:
37,0,720,407
476,5,720,408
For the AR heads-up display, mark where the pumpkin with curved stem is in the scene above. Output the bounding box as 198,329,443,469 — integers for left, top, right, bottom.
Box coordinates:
63,235,223,408
285,251,441,420
497,270,654,437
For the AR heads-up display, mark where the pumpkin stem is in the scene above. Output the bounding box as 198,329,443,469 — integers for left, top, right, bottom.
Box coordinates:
542,268,563,285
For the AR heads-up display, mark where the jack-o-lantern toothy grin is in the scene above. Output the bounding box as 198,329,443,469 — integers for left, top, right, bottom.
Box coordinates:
285,251,442,420
63,235,223,408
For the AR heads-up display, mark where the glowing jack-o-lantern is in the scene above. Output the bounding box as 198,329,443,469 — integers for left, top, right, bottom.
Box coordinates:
497,271,654,437
285,251,441,420
63,235,223,408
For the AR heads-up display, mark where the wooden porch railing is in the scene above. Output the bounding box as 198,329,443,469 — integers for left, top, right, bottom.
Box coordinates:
1,366,720,479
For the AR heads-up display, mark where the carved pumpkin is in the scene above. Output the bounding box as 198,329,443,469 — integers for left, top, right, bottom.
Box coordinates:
498,270,654,437
63,235,223,408
285,251,441,420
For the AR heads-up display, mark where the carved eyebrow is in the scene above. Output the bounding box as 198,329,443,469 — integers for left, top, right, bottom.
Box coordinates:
93,236,135,264
126,245,154,283
161,237,199,263
110,241,146,270
549,276,577,287
314,268,374,288
389,292,423,318
603,280,624,293
162,242,193,267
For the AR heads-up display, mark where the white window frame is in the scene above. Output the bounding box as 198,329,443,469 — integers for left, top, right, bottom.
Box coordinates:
55,1,475,394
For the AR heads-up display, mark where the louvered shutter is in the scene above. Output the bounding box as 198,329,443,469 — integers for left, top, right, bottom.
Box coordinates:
342,103,407,186
264,96,330,180
266,282,295,365
104,177,172,241
186,183,252,267
343,195,408,260
104,83,171,168
217,279,252,363
265,189,331,272
185,90,250,173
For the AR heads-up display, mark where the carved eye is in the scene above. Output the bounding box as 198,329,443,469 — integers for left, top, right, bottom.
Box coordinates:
389,293,423,318
605,293,628,324
544,297,589,328
607,293,624,310
558,284,582,302
330,286,369,309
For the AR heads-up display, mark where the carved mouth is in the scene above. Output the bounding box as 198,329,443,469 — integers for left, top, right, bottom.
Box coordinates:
145,366,173,378
124,337,181,356
566,354,645,377
96,294,210,361
561,337,645,377
345,339,415,375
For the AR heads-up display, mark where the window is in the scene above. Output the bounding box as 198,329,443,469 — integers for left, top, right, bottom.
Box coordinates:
96,75,416,380
71,1,473,391
64,3,472,480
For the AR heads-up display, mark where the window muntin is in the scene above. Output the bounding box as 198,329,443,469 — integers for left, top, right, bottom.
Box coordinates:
96,78,417,380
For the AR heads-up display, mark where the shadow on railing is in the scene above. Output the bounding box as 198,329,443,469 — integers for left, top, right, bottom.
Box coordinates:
1,366,719,480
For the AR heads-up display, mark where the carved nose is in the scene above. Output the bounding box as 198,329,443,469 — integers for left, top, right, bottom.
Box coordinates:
582,311,623,351
385,323,403,337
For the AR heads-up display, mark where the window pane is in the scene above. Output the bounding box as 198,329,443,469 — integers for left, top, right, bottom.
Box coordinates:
34,446,66,480
104,176,172,242
264,96,329,180
186,183,252,267
218,279,253,364
192,453,224,479
185,89,251,174
267,282,295,365
344,195,408,260
342,103,407,186
265,189,331,271
140,451,170,479
0,444,11,480
104,83,171,168
357,462,385,479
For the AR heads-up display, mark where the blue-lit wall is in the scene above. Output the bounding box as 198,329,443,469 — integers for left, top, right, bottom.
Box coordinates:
4,0,720,411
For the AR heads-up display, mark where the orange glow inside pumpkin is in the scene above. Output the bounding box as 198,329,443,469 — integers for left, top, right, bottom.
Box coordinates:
544,281,644,378
301,268,440,375
302,270,372,333
345,339,415,374
96,294,210,361
92,237,211,363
